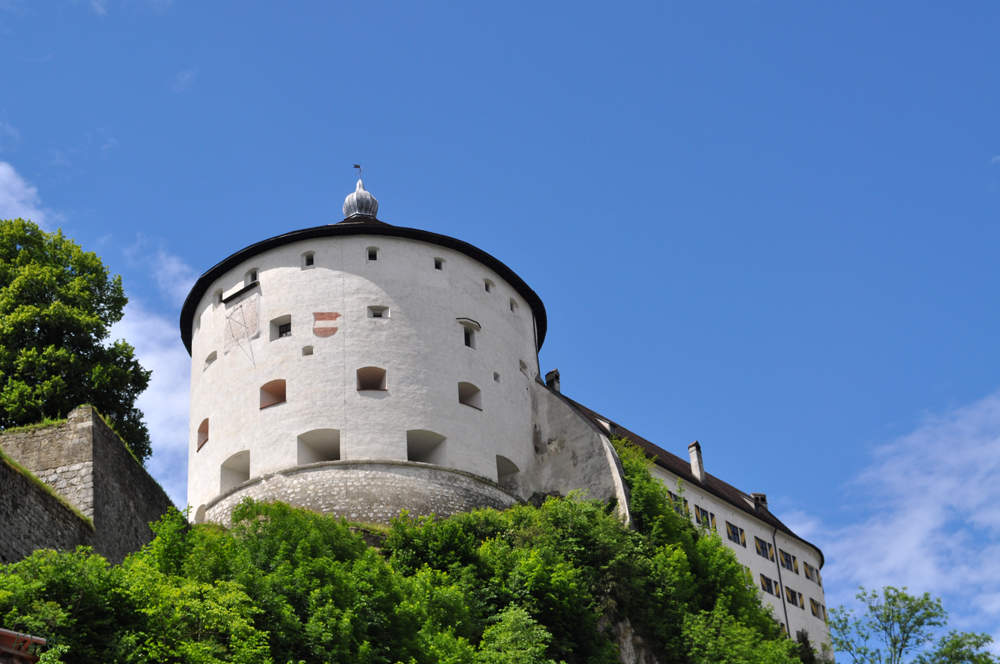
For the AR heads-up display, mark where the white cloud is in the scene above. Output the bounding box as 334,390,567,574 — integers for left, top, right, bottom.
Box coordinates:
152,248,197,307
110,301,190,508
171,68,197,93
88,0,107,14
0,161,58,227
781,391,1000,641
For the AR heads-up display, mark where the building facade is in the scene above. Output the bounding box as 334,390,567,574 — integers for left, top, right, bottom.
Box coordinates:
179,178,828,645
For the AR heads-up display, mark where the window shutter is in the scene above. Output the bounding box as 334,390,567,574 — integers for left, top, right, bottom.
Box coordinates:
794,557,799,574
711,514,716,531
740,530,746,547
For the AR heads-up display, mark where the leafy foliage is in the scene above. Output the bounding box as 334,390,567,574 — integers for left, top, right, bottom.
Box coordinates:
0,218,151,461
0,439,801,663
830,586,996,664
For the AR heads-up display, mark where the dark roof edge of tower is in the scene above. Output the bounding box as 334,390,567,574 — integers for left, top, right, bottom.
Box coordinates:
178,218,548,355
565,397,826,568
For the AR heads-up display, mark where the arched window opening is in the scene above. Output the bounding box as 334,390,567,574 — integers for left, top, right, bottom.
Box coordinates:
509,298,518,313
297,429,341,464
496,455,519,490
204,351,217,370
302,345,314,356
270,314,292,340
406,430,446,465
357,367,387,391
367,246,379,262
197,418,209,451
245,268,259,287
260,379,287,408
220,450,250,493
194,504,207,524
302,251,315,269
458,382,482,410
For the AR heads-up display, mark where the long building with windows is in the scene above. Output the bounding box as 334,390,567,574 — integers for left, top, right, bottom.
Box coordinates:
179,178,828,646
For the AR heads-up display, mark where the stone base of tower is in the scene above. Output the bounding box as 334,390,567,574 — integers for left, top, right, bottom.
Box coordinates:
199,459,520,527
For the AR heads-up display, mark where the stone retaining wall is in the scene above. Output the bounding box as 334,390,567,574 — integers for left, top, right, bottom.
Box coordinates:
204,460,520,526
0,459,94,565
0,407,176,564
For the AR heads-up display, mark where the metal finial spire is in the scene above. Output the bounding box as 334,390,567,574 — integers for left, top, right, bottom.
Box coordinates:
353,164,364,178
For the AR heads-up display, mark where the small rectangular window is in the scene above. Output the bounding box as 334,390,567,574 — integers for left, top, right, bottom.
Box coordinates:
434,258,443,270
464,327,475,348
305,254,314,266
755,537,774,561
278,323,291,338
368,306,390,319
760,574,777,596
368,249,378,261
726,522,745,545
695,505,710,527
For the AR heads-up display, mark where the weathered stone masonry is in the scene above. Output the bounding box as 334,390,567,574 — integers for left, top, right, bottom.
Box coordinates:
0,407,175,565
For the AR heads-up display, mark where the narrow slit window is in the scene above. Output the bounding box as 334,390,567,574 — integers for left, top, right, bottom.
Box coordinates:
245,269,258,286
464,327,475,348
434,258,443,270
484,279,494,293
213,289,223,307
197,418,209,451
493,372,500,382
509,298,518,313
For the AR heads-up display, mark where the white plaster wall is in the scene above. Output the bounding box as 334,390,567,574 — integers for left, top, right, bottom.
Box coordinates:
187,235,539,511
649,465,830,649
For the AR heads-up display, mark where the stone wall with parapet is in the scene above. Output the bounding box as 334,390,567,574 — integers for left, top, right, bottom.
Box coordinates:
0,407,176,564
203,460,520,527
0,458,94,565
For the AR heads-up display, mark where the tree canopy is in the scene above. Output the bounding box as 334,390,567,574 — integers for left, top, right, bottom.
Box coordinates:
0,438,811,663
829,586,997,664
0,218,151,461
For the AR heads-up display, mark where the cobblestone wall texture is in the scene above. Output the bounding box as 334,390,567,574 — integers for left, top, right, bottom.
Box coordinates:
204,460,520,527
0,407,176,565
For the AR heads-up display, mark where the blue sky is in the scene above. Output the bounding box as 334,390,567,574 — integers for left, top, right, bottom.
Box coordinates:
2,0,999,649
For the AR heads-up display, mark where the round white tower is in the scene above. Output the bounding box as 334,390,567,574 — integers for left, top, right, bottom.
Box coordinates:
180,179,549,524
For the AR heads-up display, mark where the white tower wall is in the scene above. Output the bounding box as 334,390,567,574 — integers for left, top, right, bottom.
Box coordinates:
187,234,540,512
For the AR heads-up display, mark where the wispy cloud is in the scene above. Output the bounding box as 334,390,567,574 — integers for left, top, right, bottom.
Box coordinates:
88,0,107,15
109,301,189,507
0,121,20,152
781,391,1000,642
0,161,59,227
124,236,198,307
171,67,197,93
992,156,1000,165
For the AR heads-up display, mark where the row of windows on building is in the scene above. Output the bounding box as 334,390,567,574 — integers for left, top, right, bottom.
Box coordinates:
194,365,523,453
203,430,523,499
747,535,823,587
665,491,825,602
222,249,522,314
758,573,828,621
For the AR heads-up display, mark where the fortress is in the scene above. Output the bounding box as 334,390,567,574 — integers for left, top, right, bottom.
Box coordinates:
180,177,830,644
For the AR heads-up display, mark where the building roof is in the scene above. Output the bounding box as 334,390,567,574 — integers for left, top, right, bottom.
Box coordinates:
178,215,548,355
565,397,825,568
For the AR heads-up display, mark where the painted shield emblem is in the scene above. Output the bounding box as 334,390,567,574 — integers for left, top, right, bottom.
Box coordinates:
313,312,340,337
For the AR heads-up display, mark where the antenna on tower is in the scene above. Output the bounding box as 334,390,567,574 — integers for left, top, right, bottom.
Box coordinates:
353,164,364,178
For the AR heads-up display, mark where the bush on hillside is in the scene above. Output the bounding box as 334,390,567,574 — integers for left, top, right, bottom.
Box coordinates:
0,438,800,663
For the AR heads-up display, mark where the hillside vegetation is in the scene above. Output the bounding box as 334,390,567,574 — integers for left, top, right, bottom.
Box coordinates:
0,439,810,663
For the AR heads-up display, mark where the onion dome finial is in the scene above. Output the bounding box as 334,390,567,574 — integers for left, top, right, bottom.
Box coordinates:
343,179,379,219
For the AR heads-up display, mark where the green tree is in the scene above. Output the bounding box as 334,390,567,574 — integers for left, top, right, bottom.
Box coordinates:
830,586,996,664
0,218,151,461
